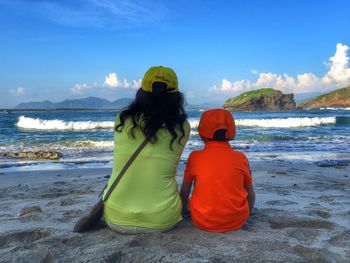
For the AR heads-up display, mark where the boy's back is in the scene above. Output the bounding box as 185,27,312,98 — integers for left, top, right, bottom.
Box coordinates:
184,141,252,232
180,108,255,233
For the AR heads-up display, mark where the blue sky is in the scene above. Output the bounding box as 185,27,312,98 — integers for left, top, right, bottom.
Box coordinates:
1,0,350,107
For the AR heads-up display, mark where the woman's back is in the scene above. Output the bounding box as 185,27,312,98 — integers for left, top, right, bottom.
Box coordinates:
104,114,190,229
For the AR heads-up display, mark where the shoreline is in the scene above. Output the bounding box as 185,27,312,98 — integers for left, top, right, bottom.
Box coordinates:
1,150,349,173
0,159,349,262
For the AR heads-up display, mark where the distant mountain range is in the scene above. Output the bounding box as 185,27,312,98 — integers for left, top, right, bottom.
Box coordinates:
14,96,220,110
15,97,133,109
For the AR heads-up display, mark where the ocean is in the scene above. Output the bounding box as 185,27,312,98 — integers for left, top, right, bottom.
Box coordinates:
1,108,349,172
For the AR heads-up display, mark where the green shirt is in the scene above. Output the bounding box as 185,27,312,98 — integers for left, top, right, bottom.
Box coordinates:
103,114,190,229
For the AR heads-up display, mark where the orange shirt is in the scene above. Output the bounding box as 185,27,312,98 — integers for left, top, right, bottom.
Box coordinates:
184,141,252,232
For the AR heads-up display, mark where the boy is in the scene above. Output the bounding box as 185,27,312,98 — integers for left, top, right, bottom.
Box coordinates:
180,109,255,232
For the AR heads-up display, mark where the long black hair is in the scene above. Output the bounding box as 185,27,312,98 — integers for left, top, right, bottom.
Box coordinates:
115,87,187,149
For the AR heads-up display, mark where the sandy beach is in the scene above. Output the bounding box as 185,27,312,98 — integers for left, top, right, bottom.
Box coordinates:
0,159,349,263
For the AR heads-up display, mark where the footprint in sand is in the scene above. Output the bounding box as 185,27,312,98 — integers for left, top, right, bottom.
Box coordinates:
275,171,288,175
293,245,333,262
127,239,141,247
286,228,322,242
59,197,75,206
0,229,50,249
57,235,86,247
1,247,54,263
52,181,68,186
329,230,350,247
308,209,331,219
58,209,82,222
268,216,335,230
18,205,42,216
276,190,291,196
40,189,66,198
265,200,298,206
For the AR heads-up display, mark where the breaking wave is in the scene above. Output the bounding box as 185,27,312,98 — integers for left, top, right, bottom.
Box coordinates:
66,140,114,148
16,116,337,130
319,107,350,110
189,117,337,128
16,116,114,130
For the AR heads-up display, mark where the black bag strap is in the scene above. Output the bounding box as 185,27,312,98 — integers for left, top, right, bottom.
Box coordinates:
100,137,150,202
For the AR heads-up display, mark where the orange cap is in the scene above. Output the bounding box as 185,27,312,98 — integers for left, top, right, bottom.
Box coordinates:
198,109,236,140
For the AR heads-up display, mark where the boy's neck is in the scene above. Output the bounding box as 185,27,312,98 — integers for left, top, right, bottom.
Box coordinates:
200,136,231,147
204,140,231,147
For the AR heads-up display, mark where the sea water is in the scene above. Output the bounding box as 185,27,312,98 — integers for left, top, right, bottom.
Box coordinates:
0,108,349,171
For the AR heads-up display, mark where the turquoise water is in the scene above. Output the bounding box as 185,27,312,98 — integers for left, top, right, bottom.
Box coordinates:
0,108,349,171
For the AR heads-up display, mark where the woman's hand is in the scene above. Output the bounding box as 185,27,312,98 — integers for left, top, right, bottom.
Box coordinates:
182,207,190,218
180,179,193,218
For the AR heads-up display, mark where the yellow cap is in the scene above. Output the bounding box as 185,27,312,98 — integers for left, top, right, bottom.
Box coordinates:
141,66,178,93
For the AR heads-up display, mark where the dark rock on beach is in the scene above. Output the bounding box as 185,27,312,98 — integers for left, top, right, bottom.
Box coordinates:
315,160,350,168
2,151,61,160
18,206,42,216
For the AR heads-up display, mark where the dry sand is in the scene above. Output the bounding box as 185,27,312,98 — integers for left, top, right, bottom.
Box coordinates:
0,160,349,262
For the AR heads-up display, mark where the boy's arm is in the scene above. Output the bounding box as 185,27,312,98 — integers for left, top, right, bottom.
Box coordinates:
180,178,193,217
180,152,195,217
245,184,255,214
241,153,255,215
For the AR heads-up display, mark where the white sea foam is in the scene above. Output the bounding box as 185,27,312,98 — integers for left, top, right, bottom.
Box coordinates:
189,117,336,128
0,146,6,152
236,117,336,128
190,130,199,136
16,116,114,130
188,119,200,129
70,140,114,148
320,107,350,110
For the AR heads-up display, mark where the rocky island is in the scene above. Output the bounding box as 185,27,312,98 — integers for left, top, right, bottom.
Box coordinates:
301,86,350,108
223,88,296,111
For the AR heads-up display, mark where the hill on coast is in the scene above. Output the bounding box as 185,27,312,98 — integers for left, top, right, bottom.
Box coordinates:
223,88,296,111
14,97,133,110
301,86,350,108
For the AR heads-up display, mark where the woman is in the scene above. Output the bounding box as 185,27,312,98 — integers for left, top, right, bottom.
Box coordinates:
103,66,190,234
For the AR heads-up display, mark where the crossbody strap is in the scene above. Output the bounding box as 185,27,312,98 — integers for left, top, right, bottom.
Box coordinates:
101,137,150,202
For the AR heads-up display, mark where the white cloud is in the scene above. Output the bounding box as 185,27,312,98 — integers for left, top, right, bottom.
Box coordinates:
103,72,140,89
9,87,27,96
210,43,350,96
321,43,350,88
71,83,89,94
131,79,142,89
71,73,140,94
104,73,119,88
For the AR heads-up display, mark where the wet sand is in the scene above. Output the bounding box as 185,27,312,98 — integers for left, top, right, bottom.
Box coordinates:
0,160,349,262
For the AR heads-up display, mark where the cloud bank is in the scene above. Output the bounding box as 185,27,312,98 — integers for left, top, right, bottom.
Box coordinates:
210,43,350,96
71,72,140,94
9,87,27,96
103,73,140,89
